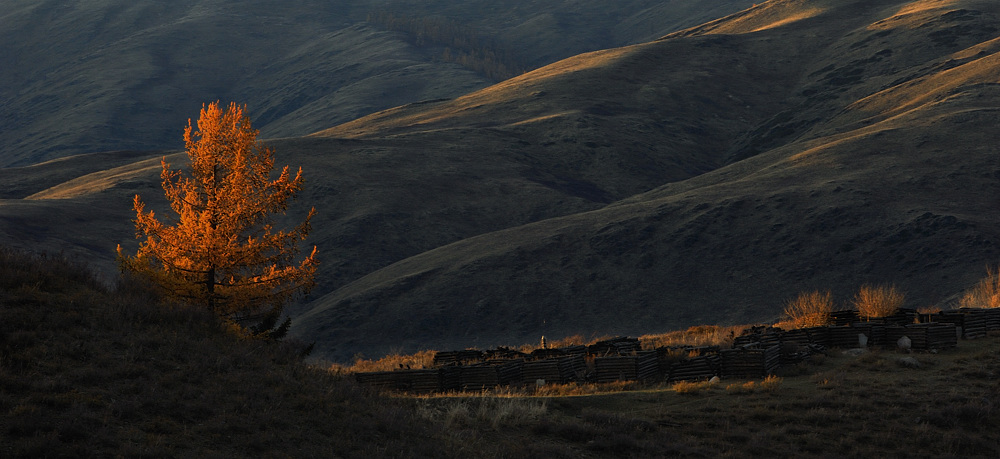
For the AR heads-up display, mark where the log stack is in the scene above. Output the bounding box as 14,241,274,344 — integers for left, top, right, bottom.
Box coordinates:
458,360,524,391
720,344,780,379
831,310,859,326
970,308,1000,332
850,322,886,346
484,347,529,361
522,355,581,384
668,354,721,382
733,326,782,348
882,308,918,326
780,326,830,348
594,351,658,383
355,369,442,394
931,311,987,339
885,323,957,350
433,349,484,366
587,337,641,356
828,325,868,348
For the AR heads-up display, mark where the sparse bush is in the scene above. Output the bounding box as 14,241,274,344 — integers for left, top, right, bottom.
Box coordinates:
853,284,905,319
759,374,783,392
783,290,834,328
959,267,1000,309
725,375,783,394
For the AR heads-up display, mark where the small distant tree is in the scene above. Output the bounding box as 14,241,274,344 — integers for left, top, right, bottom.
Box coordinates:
118,101,317,336
959,266,1000,309
783,290,833,328
853,284,904,320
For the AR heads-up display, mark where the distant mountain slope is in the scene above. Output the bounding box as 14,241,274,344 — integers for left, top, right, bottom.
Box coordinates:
290,0,1000,361
3,0,999,363
0,0,755,166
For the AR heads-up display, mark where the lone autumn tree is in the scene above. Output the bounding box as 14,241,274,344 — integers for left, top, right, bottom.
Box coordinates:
118,101,317,334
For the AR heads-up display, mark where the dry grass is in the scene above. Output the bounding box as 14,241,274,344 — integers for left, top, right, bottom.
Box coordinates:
783,290,833,328
641,325,747,349
959,267,1000,309
415,395,548,430
853,284,905,319
335,349,437,373
671,379,719,395
0,248,454,458
9,246,1000,458
725,375,783,394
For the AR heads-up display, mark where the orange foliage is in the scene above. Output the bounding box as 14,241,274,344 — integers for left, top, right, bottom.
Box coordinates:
118,102,317,323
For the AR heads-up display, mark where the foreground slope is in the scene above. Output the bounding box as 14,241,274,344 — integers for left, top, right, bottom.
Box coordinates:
292,0,1000,361
0,249,453,457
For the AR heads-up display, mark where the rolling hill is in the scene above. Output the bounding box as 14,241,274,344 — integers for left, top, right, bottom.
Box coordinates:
0,0,755,166
2,0,999,363
290,0,1000,360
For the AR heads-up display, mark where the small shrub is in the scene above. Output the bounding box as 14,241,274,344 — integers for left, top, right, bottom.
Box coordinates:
759,374,783,392
959,267,1000,309
783,290,834,328
854,284,905,319
725,375,782,394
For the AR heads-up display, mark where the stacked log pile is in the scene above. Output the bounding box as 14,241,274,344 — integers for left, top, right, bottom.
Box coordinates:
441,366,462,392
827,326,867,348
356,307,1000,393
484,347,529,361
459,360,524,391
720,344,780,379
780,326,830,348
831,310,859,326
850,322,887,346
885,323,957,350
594,351,658,383
522,355,582,384
667,354,721,382
355,369,442,394
733,326,782,348
433,349,484,366
929,311,987,339
972,308,1000,331
881,308,918,326
587,337,641,356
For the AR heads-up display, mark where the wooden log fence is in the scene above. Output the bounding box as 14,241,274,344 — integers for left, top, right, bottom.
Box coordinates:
884,323,957,350
928,311,987,339
720,344,780,379
357,309,1000,393
522,355,582,384
594,351,658,383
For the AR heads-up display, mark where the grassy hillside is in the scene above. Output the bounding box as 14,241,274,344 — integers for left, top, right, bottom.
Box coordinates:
0,0,755,166
291,0,1000,360
0,248,456,457
4,248,1000,458
2,0,1000,363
